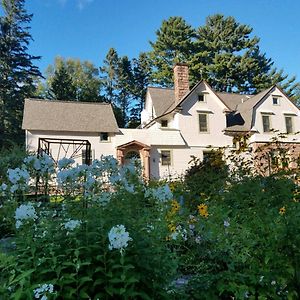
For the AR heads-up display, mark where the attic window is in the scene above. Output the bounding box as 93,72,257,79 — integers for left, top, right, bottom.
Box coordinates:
273,97,279,105
161,120,168,128
100,132,109,142
198,94,206,102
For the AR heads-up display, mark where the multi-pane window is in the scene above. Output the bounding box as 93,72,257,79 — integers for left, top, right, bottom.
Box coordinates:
161,150,171,166
199,113,208,132
262,115,271,132
285,116,293,134
161,120,168,128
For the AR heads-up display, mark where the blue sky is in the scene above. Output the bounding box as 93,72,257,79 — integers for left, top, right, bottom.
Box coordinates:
19,0,300,81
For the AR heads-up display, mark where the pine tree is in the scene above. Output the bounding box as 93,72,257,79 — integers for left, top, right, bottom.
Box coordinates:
50,64,76,100
130,52,151,125
100,48,119,103
0,0,41,147
116,56,133,126
36,57,103,102
149,17,196,86
191,15,275,93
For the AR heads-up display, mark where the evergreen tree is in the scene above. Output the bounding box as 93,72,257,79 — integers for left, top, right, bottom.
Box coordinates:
36,57,102,102
130,52,151,126
149,16,196,86
50,63,76,100
116,56,133,127
148,14,299,100
0,0,41,147
100,48,119,103
190,14,296,94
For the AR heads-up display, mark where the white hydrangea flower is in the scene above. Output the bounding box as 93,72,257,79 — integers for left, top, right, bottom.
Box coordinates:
0,183,7,191
224,220,230,227
64,219,82,231
15,203,38,229
7,167,30,186
57,157,75,169
33,283,54,299
95,192,111,205
145,184,173,202
108,225,132,253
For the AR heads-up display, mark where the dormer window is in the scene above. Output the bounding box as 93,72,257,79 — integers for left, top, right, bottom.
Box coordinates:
198,94,206,102
161,120,168,128
273,97,279,105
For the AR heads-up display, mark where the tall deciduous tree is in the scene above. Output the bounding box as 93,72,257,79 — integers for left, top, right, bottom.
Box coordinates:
149,16,196,87
0,0,41,147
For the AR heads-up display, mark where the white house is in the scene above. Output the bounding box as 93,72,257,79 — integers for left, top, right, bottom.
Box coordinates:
22,64,300,179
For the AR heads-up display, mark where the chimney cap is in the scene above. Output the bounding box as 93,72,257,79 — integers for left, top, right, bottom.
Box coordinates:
173,62,189,69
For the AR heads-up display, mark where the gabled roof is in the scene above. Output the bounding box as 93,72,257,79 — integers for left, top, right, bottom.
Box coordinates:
225,87,274,132
22,98,119,133
216,92,254,111
147,87,175,116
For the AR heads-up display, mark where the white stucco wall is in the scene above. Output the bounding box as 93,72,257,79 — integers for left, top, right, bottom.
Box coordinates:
26,130,115,164
177,82,233,147
250,87,300,144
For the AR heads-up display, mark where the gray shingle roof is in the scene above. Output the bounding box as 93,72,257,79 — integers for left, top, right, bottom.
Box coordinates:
147,87,175,116
22,99,119,133
216,92,254,111
226,87,274,132
147,84,278,133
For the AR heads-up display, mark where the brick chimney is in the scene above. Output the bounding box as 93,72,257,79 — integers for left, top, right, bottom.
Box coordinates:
173,63,189,104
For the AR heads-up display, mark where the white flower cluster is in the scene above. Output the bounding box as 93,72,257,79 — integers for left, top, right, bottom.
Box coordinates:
108,225,132,253
33,283,54,299
24,154,55,174
64,219,82,231
170,225,187,241
7,167,30,192
0,183,7,196
145,184,173,202
15,203,38,229
57,157,75,170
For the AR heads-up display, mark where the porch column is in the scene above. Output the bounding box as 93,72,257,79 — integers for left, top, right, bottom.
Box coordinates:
117,148,124,165
142,148,150,180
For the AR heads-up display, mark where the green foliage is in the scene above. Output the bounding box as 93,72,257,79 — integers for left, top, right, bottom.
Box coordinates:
148,14,300,101
50,63,77,100
184,149,229,201
36,56,103,102
149,16,196,87
0,0,42,147
0,151,300,299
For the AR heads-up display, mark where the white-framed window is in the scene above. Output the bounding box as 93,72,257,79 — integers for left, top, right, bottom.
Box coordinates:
161,150,171,166
272,97,280,105
161,119,168,128
285,116,293,134
262,115,271,132
199,113,209,132
100,132,109,142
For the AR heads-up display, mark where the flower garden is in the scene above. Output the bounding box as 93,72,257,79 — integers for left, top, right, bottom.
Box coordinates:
0,149,299,299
